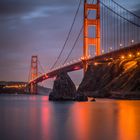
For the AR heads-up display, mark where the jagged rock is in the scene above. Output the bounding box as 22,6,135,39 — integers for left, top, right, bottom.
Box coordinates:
49,72,76,101
77,63,117,98
77,57,140,99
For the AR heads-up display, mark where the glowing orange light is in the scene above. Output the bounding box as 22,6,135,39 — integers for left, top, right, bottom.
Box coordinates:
94,62,98,66
129,54,132,57
81,57,84,60
121,56,125,59
137,52,140,56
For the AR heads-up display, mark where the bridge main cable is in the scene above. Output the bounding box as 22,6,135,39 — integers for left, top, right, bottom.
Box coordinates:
62,0,95,65
50,0,82,70
100,0,140,27
111,0,140,19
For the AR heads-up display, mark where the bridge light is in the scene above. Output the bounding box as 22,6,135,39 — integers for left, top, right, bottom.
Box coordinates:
120,44,123,47
121,55,125,59
131,40,134,44
137,52,140,56
129,54,132,57
81,57,84,60
45,74,49,79
74,66,80,70
102,49,104,54
94,62,98,66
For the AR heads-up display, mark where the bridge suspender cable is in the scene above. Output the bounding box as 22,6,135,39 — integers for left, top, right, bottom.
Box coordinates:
38,60,45,74
100,1,140,27
62,27,83,64
62,0,95,64
111,0,140,19
63,0,140,64
51,0,140,69
50,0,82,70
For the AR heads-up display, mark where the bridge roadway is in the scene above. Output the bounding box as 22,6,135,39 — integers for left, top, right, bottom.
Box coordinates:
29,43,140,84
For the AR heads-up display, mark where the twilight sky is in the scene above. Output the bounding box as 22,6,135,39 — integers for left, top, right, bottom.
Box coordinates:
0,0,140,88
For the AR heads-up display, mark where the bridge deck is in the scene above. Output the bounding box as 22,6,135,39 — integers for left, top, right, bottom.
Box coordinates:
29,43,140,84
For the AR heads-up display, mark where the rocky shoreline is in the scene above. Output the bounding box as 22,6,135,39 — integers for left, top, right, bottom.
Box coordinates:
49,57,140,101
77,57,140,99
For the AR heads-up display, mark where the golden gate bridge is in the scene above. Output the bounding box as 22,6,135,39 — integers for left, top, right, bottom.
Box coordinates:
27,0,140,94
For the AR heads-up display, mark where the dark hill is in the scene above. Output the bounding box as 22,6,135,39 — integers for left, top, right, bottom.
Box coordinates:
77,57,140,99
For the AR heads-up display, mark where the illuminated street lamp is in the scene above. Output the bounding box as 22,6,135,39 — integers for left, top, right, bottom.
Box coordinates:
102,49,104,54
129,54,132,57
94,62,98,66
121,55,125,59
131,40,134,44
109,47,113,52
120,44,123,48
137,52,140,56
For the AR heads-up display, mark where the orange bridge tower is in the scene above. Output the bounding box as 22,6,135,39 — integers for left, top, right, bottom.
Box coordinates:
83,0,100,73
29,55,38,94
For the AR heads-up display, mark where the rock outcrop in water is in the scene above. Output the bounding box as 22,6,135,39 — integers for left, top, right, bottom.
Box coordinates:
49,72,88,101
49,72,76,101
78,57,140,99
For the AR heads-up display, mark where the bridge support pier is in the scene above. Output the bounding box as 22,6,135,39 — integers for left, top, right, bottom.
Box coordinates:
30,83,38,94
83,0,100,73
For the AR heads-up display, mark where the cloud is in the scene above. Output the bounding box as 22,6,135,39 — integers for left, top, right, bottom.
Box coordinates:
20,7,50,20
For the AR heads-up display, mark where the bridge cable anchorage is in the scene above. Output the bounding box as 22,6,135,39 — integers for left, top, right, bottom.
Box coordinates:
62,0,95,65
50,0,82,70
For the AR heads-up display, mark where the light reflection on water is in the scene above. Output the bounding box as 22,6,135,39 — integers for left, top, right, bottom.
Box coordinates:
0,95,140,140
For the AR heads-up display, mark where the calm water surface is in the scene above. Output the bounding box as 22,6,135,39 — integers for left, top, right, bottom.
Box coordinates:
0,94,140,140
